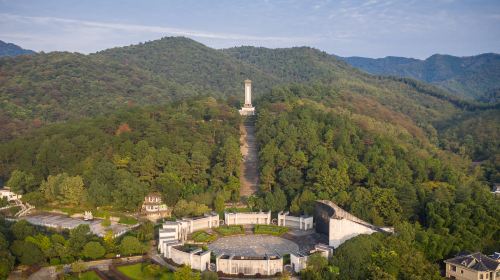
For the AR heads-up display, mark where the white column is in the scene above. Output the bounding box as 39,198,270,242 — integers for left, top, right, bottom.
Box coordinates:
244,80,252,106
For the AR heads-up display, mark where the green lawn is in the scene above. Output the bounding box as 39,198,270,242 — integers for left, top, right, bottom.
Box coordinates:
117,263,173,280
118,215,138,225
225,207,252,213
79,271,101,280
254,224,289,236
65,271,101,280
191,231,216,243
214,225,244,236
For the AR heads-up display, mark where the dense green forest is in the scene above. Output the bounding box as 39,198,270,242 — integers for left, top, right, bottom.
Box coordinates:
341,53,500,102
0,52,196,141
252,85,499,278
96,37,281,96
0,98,241,211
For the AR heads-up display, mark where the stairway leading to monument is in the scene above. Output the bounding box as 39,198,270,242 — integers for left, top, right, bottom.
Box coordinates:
240,116,259,197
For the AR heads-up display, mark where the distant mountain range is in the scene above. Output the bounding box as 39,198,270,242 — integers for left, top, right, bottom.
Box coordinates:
0,40,35,57
340,53,500,102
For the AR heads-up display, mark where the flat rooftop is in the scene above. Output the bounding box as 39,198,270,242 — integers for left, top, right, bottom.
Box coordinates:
23,213,131,237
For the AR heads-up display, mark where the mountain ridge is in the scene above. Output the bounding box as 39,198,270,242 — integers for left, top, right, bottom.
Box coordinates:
0,40,36,57
340,53,500,102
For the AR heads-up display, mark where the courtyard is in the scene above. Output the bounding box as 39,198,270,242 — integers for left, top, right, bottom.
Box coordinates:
208,234,300,257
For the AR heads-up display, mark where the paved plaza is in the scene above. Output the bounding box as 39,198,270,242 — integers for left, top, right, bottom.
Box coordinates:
23,213,130,237
208,234,300,257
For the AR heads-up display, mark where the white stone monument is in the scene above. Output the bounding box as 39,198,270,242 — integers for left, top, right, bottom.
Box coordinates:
239,79,255,116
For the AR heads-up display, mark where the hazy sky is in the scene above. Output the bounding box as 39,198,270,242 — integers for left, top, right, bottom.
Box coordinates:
0,0,499,58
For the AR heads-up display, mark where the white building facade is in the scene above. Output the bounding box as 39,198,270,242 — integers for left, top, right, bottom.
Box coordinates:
0,188,21,201
290,244,333,273
277,211,313,230
216,255,283,276
224,211,271,225
161,243,211,271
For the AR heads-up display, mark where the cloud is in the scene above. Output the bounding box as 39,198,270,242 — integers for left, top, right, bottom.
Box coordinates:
0,13,316,53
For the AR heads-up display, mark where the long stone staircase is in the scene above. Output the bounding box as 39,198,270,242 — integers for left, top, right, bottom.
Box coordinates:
239,116,259,197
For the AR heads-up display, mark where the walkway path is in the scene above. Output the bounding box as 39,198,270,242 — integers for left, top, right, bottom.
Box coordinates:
239,117,259,197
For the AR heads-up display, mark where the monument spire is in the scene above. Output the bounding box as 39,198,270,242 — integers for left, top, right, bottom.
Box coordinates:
244,79,252,107
239,79,255,116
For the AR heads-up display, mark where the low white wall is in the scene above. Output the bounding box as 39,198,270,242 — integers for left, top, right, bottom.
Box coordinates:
328,218,376,248
159,213,219,243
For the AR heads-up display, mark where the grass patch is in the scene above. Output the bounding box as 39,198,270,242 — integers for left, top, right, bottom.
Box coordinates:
117,263,173,280
64,271,101,280
225,207,252,213
254,224,289,236
79,271,101,280
214,225,244,236
118,215,138,225
191,231,217,243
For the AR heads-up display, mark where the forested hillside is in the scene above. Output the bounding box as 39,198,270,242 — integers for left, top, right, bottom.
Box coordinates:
0,52,198,140
251,86,499,278
223,46,463,125
225,46,500,185
96,37,281,96
341,53,500,102
0,40,35,57
0,98,241,212
1,38,498,186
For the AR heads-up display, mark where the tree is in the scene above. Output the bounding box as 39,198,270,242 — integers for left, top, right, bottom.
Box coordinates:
6,170,36,194
68,224,90,255
103,230,116,253
21,191,47,207
173,200,209,217
119,236,144,256
60,175,86,205
0,233,14,280
214,192,225,213
137,221,154,241
82,241,105,260
174,265,200,280
71,260,86,277
11,220,35,240
40,173,86,205
11,241,45,265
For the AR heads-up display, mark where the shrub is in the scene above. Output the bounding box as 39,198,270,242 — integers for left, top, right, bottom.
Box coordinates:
214,225,244,236
191,231,217,243
254,225,288,236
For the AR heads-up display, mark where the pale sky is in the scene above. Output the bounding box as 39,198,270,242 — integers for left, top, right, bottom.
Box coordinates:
0,0,499,58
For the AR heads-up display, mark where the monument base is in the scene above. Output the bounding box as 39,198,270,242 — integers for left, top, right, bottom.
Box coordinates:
239,107,255,116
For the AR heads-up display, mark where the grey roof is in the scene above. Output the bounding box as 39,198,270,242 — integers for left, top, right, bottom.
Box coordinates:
445,252,500,271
